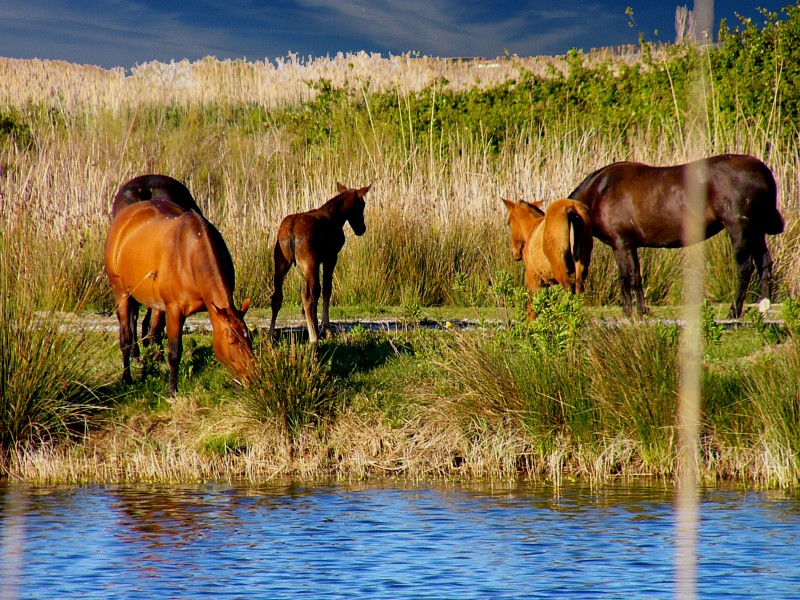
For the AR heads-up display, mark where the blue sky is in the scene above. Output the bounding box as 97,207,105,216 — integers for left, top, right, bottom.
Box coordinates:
0,1,789,70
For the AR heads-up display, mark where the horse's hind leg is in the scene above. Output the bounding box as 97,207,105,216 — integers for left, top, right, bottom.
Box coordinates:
115,294,138,385
143,309,166,361
301,262,322,343
753,238,775,306
614,244,646,317
270,242,292,340
165,307,186,395
129,305,141,360
320,255,338,338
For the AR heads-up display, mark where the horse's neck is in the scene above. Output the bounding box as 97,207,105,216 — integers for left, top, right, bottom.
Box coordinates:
518,211,543,238
184,214,236,311
320,194,348,226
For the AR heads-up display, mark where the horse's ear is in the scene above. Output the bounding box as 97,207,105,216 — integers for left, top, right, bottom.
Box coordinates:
502,198,516,211
240,298,251,314
336,182,347,193
358,184,371,197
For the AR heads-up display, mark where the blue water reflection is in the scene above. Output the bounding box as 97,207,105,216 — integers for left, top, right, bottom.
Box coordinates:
2,482,799,598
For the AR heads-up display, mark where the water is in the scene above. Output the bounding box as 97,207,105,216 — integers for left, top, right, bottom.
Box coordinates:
2,481,799,599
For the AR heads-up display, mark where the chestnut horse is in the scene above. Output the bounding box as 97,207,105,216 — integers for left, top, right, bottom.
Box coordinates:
270,183,370,342
503,198,593,314
568,154,785,318
111,175,203,358
105,199,254,393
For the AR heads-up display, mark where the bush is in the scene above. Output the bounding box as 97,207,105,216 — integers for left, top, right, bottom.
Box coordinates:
241,336,338,439
0,281,110,473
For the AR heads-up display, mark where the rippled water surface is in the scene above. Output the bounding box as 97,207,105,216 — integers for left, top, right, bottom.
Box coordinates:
2,481,799,598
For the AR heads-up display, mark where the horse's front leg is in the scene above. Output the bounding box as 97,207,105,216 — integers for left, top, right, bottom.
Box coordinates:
730,246,756,319
301,263,321,343
165,307,186,395
524,270,543,320
757,244,775,305
320,255,339,338
613,244,645,317
629,247,648,316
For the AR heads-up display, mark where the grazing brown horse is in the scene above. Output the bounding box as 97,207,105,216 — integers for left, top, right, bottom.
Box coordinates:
105,199,254,393
568,154,785,318
111,175,203,358
503,198,593,315
270,183,371,342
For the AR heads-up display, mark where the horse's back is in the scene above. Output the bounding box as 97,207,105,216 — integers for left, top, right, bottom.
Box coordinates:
276,209,343,265
106,200,215,309
570,154,784,242
112,174,200,219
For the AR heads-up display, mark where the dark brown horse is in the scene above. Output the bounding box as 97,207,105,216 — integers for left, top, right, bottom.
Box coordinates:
111,175,203,358
568,154,785,318
269,183,370,342
105,199,254,393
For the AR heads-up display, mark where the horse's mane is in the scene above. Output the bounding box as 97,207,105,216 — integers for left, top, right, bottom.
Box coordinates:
321,190,349,209
568,161,640,200
521,200,545,217
568,165,608,200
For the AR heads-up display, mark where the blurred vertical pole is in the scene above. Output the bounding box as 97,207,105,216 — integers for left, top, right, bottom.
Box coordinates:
676,1,713,599
1,488,27,600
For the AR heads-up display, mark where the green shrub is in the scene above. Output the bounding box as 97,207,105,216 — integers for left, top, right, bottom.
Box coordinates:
0,281,110,473
242,337,338,439
587,323,680,470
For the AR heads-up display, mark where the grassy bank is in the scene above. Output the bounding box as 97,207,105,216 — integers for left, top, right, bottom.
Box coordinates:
4,291,800,487
2,5,800,486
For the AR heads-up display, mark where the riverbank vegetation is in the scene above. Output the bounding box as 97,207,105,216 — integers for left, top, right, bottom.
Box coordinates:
2,4,800,485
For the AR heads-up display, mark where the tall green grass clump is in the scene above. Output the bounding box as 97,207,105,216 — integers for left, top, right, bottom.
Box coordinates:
745,339,800,484
0,272,110,474
242,336,338,439
436,287,593,452
586,323,681,471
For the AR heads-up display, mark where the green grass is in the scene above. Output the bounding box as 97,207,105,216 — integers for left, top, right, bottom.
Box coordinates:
5,292,800,486
0,284,114,474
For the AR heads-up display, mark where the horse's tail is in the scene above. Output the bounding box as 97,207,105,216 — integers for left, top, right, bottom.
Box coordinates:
765,207,785,235
754,160,785,235
567,201,593,294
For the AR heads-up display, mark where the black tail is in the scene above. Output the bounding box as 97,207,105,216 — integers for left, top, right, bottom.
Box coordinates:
765,206,785,235
569,210,585,269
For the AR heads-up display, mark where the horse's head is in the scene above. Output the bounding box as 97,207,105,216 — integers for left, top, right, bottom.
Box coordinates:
210,299,255,382
502,198,543,261
336,182,370,236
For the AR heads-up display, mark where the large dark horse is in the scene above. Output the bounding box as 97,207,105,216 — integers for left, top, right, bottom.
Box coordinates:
269,183,370,342
111,175,203,357
568,154,785,318
105,199,253,394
